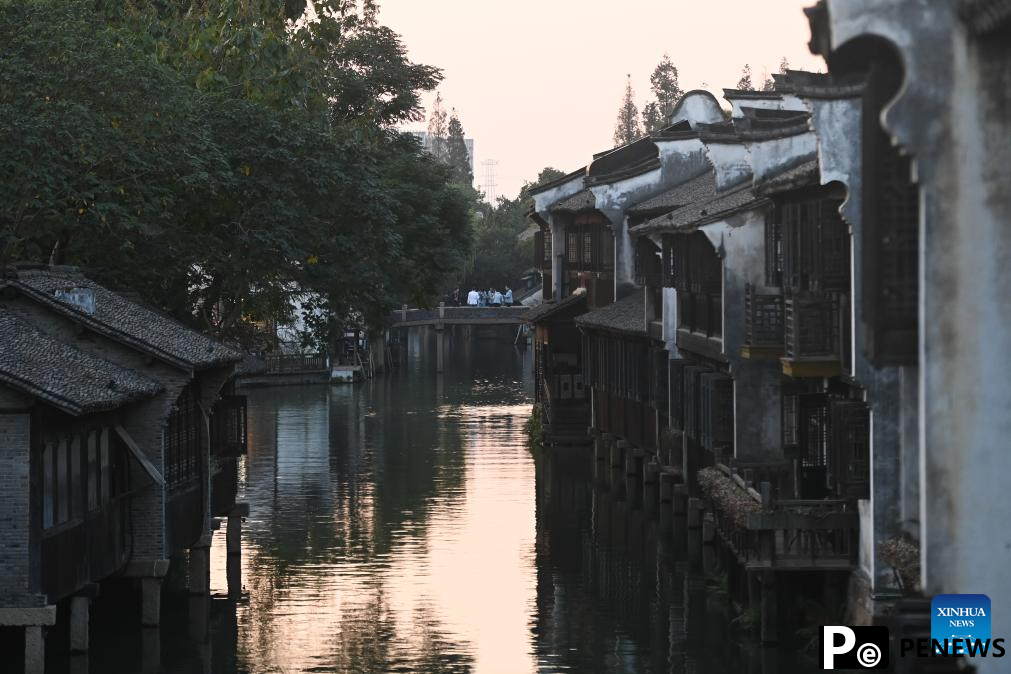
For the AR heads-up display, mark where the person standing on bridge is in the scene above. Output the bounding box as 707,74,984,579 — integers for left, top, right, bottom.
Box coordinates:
451,287,461,306
504,286,513,306
467,288,479,306
491,289,503,306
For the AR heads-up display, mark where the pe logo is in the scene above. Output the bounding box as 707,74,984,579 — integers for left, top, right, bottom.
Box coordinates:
932,594,991,655
821,626,889,669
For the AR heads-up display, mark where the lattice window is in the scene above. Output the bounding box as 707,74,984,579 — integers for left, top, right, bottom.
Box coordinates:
830,400,870,498
166,382,203,489
862,60,919,364
798,393,829,468
700,373,734,456
566,231,578,264
781,198,849,293
544,228,552,263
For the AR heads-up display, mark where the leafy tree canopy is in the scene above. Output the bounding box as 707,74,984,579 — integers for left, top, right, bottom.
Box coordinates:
1,0,474,350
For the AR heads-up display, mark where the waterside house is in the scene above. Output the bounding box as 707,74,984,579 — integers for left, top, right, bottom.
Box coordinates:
0,265,245,673
528,2,1011,667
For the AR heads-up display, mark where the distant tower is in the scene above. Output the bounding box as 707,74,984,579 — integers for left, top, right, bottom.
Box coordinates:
481,159,499,202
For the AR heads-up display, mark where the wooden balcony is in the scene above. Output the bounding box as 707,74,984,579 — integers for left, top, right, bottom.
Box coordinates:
699,464,858,571
781,291,844,377
741,284,784,360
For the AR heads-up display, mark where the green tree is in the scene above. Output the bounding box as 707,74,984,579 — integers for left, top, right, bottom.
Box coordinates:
737,64,755,91
445,111,472,186
2,0,475,348
426,91,449,161
642,54,684,134
460,168,566,293
613,75,643,146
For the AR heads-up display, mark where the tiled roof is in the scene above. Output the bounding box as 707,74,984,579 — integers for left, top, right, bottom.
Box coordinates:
9,268,240,370
575,289,646,335
587,137,661,184
632,184,768,236
524,288,587,324
628,172,717,218
722,89,784,100
550,189,596,213
787,70,865,100
0,310,162,415
756,159,821,195
652,120,696,140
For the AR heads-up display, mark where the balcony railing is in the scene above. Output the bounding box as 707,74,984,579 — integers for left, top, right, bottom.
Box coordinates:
264,353,329,374
700,464,858,571
743,284,783,357
784,291,841,360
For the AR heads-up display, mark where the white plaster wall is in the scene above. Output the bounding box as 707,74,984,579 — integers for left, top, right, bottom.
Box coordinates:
825,7,1011,664
704,142,752,191
699,209,784,459
532,175,585,216
745,132,818,184
670,91,725,128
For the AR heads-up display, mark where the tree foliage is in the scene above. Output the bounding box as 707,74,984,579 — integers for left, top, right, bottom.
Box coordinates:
613,76,643,147
1,0,474,349
642,54,684,134
460,168,565,293
737,63,755,91
445,112,472,186
426,91,449,162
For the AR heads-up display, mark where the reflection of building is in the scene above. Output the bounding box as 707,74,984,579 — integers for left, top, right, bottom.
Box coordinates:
407,130,475,178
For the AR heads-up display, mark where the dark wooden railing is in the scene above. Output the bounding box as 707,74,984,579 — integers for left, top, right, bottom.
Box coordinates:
744,284,784,349
784,291,840,360
264,353,328,374
703,464,858,571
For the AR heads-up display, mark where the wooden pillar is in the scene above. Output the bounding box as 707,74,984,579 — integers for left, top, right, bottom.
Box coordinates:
227,506,245,599
761,571,779,643
140,577,162,627
435,325,445,373
24,626,44,674
69,596,90,653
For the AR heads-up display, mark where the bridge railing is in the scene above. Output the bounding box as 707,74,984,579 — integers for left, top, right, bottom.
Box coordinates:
389,304,529,325
264,352,329,374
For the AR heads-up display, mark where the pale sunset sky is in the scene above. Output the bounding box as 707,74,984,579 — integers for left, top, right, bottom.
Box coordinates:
380,0,825,200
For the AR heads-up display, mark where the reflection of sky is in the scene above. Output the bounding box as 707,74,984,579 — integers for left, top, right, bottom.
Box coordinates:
210,337,537,674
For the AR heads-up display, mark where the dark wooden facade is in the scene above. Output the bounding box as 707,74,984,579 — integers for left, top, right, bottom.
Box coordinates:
582,330,663,451
35,411,132,603
529,292,590,444
665,232,723,359
767,191,851,377
563,213,614,309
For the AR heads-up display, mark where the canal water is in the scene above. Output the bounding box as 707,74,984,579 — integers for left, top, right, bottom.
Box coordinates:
80,330,819,674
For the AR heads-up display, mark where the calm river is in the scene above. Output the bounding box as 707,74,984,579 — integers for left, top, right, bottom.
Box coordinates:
82,330,816,674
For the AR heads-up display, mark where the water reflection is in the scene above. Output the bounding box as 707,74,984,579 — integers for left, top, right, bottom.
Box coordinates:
78,326,816,674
